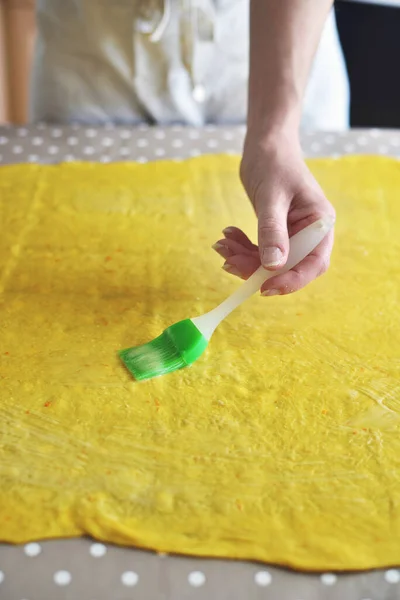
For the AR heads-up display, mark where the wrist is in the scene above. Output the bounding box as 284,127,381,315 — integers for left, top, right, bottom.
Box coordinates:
247,82,301,139
244,124,302,158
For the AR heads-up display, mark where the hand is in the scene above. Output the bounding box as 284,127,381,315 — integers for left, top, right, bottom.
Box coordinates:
213,134,335,296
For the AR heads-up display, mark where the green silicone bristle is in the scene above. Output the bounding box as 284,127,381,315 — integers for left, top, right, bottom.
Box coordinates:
118,319,208,381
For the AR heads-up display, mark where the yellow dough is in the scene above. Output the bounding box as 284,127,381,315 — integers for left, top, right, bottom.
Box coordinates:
1,156,400,570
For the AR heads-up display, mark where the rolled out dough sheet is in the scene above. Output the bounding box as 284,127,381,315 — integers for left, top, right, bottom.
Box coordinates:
1,156,400,571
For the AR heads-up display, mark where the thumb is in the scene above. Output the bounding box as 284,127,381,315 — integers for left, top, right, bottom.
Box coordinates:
258,203,289,270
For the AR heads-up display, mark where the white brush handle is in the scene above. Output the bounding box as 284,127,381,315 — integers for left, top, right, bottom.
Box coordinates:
192,216,334,340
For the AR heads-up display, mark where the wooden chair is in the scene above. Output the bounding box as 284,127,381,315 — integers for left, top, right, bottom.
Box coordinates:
0,0,36,124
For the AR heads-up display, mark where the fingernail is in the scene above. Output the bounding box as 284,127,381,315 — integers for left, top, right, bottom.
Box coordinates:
262,247,283,268
223,227,234,236
222,264,240,277
261,289,281,297
212,242,224,251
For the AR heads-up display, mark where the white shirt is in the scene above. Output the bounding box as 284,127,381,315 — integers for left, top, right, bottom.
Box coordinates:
31,1,349,130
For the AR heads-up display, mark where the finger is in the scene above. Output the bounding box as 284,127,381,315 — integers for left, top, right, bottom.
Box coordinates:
287,208,336,237
213,237,256,259
260,231,334,296
212,242,234,260
258,201,290,270
222,226,258,251
222,254,260,280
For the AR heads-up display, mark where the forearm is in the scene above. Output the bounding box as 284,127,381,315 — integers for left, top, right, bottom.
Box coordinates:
247,0,333,139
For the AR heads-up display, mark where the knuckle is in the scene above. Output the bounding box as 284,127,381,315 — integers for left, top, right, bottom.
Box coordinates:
259,217,286,236
281,284,298,296
305,196,335,221
280,273,302,295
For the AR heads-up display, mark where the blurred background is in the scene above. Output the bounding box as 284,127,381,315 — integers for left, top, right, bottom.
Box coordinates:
0,0,399,127
335,0,400,128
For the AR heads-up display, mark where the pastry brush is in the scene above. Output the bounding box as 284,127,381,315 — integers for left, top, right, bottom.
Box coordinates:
119,216,333,381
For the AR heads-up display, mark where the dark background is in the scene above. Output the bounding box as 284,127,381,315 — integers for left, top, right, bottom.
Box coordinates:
335,1,400,128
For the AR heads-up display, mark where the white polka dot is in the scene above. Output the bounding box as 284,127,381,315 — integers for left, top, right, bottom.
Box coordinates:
64,155,75,162
324,134,335,144
89,543,107,557
32,137,43,146
154,130,166,140
51,128,62,138
0,571,3,583
190,149,201,157
223,131,234,140
83,146,95,155
86,129,97,138
378,145,388,154
136,138,148,147
48,146,59,154
137,157,148,163
67,136,78,146
17,128,27,136
24,542,42,557
188,571,206,587
100,155,111,163
331,152,341,159
310,142,321,152
0,136,9,144
119,147,130,156
53,570,72,586
189,130,200,139
172,139,183,148
370,128,380,138
385,569,400,584
28,154,38,162
121,571,139,586
102,137,114,147
120,130,131,139
357,135,368,146
320,573,337,585
12,145,23,154
206,139,218,148
254,571,272,586
344,143,355,153
155,148,165,157
389,137,400,147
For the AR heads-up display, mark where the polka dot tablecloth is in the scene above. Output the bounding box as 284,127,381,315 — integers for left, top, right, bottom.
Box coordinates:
1,124,400,600
0,123,399,165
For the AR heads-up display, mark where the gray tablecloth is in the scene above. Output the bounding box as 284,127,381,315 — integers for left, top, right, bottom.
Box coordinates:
1,124,399,600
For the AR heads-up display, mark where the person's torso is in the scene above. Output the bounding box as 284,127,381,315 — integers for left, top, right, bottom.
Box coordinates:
31,0,349,129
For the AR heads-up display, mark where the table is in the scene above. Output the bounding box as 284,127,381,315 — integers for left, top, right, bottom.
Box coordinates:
1,124,400,600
